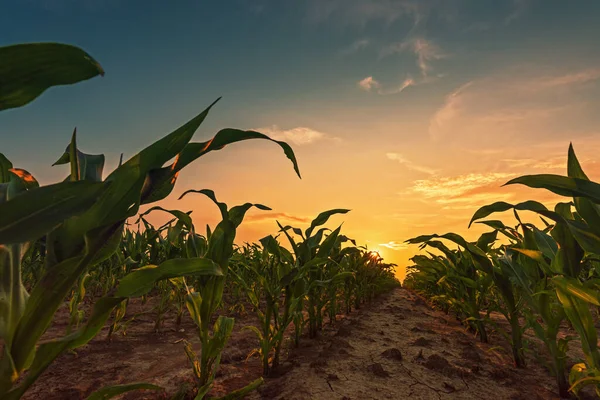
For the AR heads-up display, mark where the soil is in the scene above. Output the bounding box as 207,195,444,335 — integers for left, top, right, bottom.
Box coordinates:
20,288,596,399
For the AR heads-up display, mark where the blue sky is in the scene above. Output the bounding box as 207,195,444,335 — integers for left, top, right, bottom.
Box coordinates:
2,0,600,277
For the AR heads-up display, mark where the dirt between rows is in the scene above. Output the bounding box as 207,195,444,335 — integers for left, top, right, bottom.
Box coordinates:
21,288,594,399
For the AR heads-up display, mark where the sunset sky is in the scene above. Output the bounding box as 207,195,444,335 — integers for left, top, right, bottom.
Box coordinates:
3,0,600,279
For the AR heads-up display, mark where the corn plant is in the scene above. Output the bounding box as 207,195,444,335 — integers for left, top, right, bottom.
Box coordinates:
231,237,302,376
177,190,277,398
66,273,90,334
276,209,350,340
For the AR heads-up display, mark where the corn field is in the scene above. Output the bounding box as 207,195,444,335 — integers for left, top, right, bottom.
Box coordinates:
0,42,399,399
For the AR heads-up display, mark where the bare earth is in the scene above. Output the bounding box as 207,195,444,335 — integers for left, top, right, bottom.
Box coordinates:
24,288,583,399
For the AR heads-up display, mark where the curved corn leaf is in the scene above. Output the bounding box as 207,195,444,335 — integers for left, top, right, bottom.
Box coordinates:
469,201,548,228
136,206,194,231
116,258,222,297
179,189,228,220
506,175,600,203
305,209,350,238
142,128,301,204
0,42,104,111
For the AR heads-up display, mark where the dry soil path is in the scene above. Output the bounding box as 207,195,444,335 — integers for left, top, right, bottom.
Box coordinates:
250,288,561,400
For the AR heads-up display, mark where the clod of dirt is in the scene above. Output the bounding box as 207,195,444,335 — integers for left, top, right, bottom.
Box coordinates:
424,354,455,377
367,363,390,378
412,337,433,347
461,345,481,363
381,348,403,362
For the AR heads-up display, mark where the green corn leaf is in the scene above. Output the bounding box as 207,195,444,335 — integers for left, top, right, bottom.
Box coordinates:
567,143,589,180
53,131,105,182
305,209,350,238
0,154,13,184
179,189,228,220
0,180,107,244
116,258,223,298
506,175,600,203
555,287,600,367
0,42,104,111
136,206,194,231
141,128,301,204
469,201,548,228
553,276,600,306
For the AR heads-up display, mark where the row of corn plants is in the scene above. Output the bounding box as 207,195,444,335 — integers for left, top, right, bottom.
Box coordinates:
229,212,398,376
405,144,600,398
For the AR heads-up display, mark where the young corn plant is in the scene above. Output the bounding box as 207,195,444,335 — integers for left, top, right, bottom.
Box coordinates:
178,190,279,398
231,236,302,376
276,209,351,340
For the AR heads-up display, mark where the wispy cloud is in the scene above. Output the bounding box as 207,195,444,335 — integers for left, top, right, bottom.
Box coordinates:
386,153,437,175
428,66,600,143
358,76,381,91
381,37,446,77
527,69,600,90
245,212,311,224
257,125,336,145
429,82,472,139
409,172,515,204
502,157,567,170
340,39,370,56
379,241,409,251
358,76,416,95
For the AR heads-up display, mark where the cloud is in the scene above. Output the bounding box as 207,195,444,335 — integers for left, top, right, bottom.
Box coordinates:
386,152,437,175
379,241,409,251
358,76,381,91
256,125,334,145
358,76,416,95
381,37,446,77
245,212,311,224
502,158,567,171
527,69,600,90
428,82,472,140
340,39,370,56
379,77,417,95
409,172,516,204
428,66,600,144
